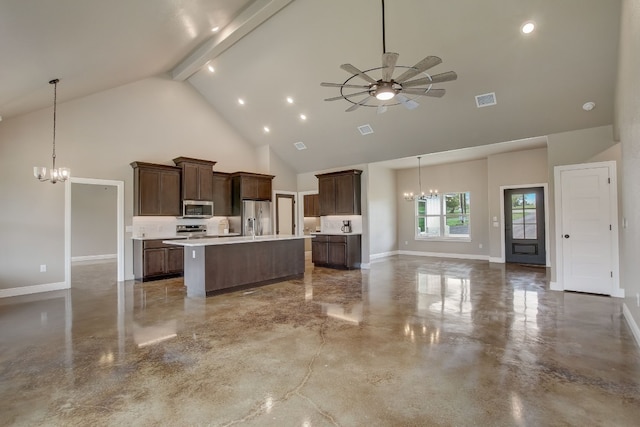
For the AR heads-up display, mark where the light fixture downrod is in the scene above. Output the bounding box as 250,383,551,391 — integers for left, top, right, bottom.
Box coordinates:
34,78,70,184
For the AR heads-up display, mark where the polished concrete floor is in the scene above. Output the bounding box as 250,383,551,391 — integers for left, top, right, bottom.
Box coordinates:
1,256,639,426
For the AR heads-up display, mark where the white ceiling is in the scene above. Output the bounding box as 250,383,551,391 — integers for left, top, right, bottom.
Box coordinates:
0,0,621,174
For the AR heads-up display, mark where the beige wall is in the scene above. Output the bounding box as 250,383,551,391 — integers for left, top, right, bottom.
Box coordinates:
615,0,640,339
367,163,397,257
71,183,117,258
396,158,489,257
0,75,261,289
487,148,549,260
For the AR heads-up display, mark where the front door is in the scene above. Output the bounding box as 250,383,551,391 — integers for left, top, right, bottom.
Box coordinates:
504,187,546,265
559,166,613,295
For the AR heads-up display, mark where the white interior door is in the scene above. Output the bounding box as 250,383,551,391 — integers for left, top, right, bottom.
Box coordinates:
559,166,613,295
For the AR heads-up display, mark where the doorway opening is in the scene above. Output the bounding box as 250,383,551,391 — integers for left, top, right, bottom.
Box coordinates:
65,177,125,287
275,193,296,235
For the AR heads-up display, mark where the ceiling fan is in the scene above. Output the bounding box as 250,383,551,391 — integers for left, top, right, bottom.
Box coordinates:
321,0,457,113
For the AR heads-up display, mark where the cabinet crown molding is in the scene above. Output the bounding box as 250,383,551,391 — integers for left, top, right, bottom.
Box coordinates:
315,169,362,178
172,157,217,167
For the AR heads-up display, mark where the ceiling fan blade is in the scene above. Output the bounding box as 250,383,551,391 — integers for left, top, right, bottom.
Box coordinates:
396,94,419,110
402,71,458,87
340,64,378,84
402,88,446,98
324,90,370,102
394,56,443,83
381,52,399,82
377,104,388,114
346,95,373,112
321,82,370,89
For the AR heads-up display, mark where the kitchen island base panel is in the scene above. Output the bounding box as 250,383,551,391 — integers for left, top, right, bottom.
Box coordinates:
183,239,305,297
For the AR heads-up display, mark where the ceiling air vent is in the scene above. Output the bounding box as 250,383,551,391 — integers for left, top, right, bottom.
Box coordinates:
293,141,307,150
357,124,374,135
475,92,497,108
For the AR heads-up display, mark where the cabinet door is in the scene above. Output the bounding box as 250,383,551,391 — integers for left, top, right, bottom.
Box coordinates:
335,174,355,215
311,241,328,264
182,163,199,200
166,247,184,273
139,169,161,215
198,165,214,201
241,177,258,199
304,195,313,217
256,177,272,200
328,242,347,267
160,171,181,216
318,177,336,216
213,173,232,216
144,248,166,276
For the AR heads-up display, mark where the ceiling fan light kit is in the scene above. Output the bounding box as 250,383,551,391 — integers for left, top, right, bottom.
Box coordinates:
321,0,457,112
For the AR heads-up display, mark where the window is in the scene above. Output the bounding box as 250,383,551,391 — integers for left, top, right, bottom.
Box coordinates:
416,192,470,240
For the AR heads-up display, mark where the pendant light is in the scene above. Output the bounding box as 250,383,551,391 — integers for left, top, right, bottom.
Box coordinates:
404,156,437,201
34,79,70,184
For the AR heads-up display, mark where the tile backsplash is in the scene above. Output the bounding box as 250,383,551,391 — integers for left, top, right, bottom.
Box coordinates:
132,216,231,238
320,215,362,234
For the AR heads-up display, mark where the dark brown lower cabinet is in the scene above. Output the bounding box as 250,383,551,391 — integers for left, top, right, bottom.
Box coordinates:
134,239,184,281
311,234,361,269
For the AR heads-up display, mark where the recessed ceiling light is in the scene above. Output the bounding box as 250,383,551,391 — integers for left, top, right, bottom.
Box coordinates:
521,21,535,34
582,101,596,111
238,98,245,105
263,126,270,133
286,97,294,104
207,64,215,73
299,114,307,121
294,141,307,150
211,26,220,32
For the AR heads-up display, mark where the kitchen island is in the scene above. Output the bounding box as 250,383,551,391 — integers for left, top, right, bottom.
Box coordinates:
163,235,310,297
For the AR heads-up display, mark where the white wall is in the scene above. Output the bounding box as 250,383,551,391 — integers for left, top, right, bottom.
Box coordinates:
71,183,117,258
367,163,397,258
615,0,640,342
0,75,260,289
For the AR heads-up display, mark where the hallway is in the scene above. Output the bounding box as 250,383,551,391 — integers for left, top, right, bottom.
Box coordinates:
1,257,639,426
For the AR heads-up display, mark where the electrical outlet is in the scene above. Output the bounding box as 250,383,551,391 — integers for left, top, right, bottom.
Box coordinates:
40,264,46,272
192,250,196,259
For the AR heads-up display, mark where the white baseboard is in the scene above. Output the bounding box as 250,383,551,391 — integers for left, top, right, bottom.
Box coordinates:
370,251,400,260
623,303,640,348
360,263,371,269
612,288,625,298
489,257,504,263
397,250,489,261
72,254,117,262
0,281,69,299
549,281,562,291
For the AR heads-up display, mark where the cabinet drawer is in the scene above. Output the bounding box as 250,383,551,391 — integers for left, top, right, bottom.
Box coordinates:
313,235,329,242
329,235,347,243
143,239,180,249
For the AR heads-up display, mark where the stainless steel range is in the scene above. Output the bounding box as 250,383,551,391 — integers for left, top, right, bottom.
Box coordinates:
176,224,207,238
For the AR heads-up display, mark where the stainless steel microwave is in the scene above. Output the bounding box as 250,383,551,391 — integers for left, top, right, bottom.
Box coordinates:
182,200,214,218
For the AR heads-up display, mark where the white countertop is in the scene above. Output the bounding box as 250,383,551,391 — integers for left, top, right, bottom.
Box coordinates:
310,232,362,236
163,234,311,247
132,233,241,241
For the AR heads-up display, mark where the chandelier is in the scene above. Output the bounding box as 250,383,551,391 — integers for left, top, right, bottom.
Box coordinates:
404,156,438,201
34,79,70,184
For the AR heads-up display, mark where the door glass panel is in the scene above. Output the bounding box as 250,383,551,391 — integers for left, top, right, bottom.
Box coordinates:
524,193,536,208
512,213,524,225
511,194,524,209
524,209,537,225
512,224,524,239
525,225,537,239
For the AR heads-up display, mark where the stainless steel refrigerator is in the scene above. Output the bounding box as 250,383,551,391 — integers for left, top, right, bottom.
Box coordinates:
241,200,272,236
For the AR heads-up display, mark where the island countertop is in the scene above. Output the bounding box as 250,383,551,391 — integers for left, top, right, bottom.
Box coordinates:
163,234,310,247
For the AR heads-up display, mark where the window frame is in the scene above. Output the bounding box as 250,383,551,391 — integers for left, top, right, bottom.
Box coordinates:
414,191,471,242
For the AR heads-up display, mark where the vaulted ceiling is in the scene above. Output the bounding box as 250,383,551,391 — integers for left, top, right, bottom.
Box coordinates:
0,0,621,173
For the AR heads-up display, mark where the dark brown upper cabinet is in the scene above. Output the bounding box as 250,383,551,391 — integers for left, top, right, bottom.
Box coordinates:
173,157,216,201
131,162,182,216
212,172,232,216
304,194,320,217
316,169,362,216
231,172,274,201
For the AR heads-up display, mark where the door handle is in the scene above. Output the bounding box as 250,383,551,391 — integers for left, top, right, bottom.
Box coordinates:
564,234,570,238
